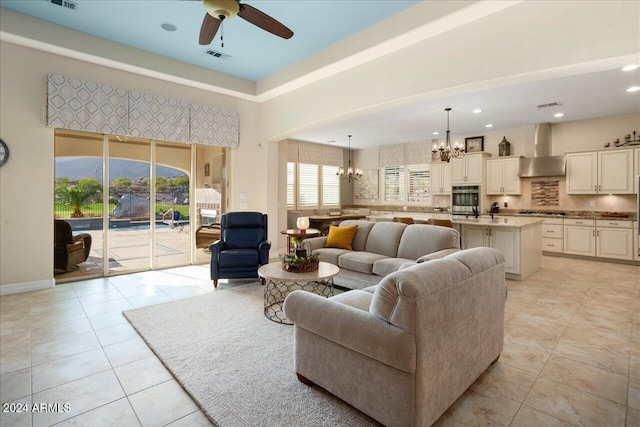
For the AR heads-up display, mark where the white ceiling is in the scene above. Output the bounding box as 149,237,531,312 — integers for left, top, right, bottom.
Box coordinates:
291,67,640,149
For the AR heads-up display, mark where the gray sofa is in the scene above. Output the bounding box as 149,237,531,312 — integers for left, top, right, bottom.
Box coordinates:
283,247,507,427
302,220,460,289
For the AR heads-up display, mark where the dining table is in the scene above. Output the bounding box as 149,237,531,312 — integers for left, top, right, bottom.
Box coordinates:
308,213,368,234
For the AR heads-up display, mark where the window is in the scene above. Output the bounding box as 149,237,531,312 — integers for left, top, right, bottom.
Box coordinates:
321,165,340,206
298,163,318,207
383,164,431,203
384,166,405,201
407,164,430,202
286,162,295,207
286,163,341,209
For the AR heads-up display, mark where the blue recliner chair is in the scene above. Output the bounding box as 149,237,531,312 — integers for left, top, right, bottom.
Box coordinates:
209,212,271,288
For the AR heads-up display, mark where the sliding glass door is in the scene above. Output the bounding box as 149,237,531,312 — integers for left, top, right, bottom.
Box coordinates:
54,131,105,280
54,130,225,281
108,137,151,274
155,141,192,268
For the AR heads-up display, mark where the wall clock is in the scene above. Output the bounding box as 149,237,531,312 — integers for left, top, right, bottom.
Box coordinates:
0,139,8,166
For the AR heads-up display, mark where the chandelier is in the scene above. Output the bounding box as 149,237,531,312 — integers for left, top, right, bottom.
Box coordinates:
336,135,362,182
432,107,465,162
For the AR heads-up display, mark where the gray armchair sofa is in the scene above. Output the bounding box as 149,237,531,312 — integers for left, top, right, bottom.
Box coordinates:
302,220,460,289
283,247,507,427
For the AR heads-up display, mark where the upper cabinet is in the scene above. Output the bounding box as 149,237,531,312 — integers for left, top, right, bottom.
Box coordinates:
566,149,634,195
566,152,597,194
486,157,521,195
451,153,491,185
633,148,640,194
431,163,452,195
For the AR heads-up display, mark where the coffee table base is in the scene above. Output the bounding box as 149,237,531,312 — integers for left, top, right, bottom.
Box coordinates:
263,278,334,325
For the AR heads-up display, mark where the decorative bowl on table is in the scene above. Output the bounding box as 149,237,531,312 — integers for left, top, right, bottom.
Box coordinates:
280,252,320,273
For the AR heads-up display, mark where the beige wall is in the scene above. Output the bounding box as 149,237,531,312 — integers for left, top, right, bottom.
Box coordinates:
0,41,265,291
349,113,640,211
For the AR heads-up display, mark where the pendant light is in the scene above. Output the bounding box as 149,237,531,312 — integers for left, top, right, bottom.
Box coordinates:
432,108,465,162
336,135,363,182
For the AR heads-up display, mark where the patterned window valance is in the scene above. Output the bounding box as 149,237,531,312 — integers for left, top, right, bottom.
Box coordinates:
379,144,404,167
46,74,239,148
321,145,343,167
285,139,343,166
297,141,323,164
287,140,299,162
403,141,432,165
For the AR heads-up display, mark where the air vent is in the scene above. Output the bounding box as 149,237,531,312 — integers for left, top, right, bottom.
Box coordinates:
204,49,231,60
537,102,561,109
49,0,78,10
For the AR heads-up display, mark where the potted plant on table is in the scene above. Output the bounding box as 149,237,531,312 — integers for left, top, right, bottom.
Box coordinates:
280,238,320,273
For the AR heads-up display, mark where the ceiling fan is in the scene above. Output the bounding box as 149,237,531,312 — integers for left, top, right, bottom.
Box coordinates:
196,0,294,45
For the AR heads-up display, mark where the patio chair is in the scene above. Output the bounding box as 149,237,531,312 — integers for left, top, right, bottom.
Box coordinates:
54,219,92,272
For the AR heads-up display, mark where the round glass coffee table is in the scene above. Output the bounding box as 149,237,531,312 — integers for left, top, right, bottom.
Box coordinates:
258,261,339,325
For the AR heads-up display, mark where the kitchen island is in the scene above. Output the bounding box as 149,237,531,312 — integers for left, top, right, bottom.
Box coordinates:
454,217,542,281
368,214,543,280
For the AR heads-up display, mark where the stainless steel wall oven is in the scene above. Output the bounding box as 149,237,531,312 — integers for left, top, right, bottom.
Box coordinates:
452,185,481,216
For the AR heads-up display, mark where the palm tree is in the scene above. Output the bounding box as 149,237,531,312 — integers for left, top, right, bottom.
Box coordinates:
55,177,103,218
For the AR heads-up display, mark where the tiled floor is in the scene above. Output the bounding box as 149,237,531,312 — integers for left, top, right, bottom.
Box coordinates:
1,256,639,426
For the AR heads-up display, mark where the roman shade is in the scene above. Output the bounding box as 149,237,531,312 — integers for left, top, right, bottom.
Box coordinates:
46,74,239,148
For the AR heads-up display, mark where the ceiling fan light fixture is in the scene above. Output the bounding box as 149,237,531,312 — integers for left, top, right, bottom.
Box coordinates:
204,0,239,20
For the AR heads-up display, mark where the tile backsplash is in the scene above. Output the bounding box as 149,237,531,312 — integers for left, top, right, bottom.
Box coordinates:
531,180,559,206
488,177,637,213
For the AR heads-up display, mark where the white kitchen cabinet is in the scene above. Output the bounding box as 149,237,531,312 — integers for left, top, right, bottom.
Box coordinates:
463,225,488,248
490,228,520,273
486,157,521,195
541,217,564,253
595,220,634,260
598,149,634,194
430,163,452,195
635,222,639,261
635,149,639,194
566,152,597,194
460,222,542,280
462,225,518,272
566,149,634,194
451,153,490,185
564,224,596,256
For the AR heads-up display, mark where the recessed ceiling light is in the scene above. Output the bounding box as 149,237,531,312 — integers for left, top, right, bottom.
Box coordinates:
161,23,177,32
622,64,639,71
485,124,493,128
627,86,640,92
473,109,482,114
554,112,564,118
432,132,439,135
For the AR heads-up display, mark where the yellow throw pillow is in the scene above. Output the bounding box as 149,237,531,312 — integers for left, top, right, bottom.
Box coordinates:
325,225,358,250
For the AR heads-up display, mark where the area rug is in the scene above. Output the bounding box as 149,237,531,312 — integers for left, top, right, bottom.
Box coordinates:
123,283,379,426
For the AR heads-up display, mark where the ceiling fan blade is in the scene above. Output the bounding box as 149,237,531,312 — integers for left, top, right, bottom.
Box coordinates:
199,13,221,45
237,4,293,39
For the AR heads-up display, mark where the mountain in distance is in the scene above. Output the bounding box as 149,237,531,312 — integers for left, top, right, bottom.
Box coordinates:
55,158,185,183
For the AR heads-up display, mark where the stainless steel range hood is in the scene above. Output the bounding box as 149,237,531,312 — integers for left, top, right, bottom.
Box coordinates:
518,123,566,177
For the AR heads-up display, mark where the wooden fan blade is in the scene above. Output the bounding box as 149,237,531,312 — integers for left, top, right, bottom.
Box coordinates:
199,13,221,45
237,4,293,39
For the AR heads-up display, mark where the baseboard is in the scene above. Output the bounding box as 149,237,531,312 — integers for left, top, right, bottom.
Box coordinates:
543,251,640,265
0,278,55,296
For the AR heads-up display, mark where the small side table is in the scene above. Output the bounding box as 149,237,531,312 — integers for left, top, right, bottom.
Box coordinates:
258,262,339,324
280,228,321,253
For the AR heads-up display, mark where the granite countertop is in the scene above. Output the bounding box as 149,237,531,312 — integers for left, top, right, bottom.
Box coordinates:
451,217,543,228
497,210,637,221
366,213,543,228
360,208,636,222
